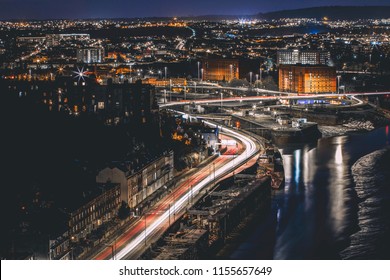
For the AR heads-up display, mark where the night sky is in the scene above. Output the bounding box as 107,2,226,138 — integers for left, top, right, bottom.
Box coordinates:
0,0,389,19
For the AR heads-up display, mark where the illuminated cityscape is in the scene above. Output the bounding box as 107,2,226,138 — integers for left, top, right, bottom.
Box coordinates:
1,2,390,261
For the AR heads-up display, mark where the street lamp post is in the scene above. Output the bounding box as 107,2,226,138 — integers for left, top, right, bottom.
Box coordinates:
187,180,191,205
284,77,289,93
230,64,233,81
249,71,253,85
168,203,171,226
113,238,117,260
164,66,167,80
197,61,200,80
213,162,216,186
144,214,147,246
169,79,172,101
220,92,223,113
170,181,176,222
233,147,235,168
337,75,341,94
173,191,176,221
106,239,117,260
260,68,262,84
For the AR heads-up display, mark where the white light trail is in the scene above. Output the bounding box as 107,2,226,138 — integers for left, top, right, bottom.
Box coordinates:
159,92,390,108
114,119,258,260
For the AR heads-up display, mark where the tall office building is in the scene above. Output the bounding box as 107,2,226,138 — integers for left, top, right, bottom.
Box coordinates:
279,65,336,94
277,49,331,65
76,47,105,64
202,59,239,81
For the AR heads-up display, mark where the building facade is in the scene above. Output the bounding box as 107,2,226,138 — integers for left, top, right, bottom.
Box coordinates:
49,232,71,260
76,47,105,64
279,65,337,94
120,80,156,125
277,49,331,66
127,151,174,210
96,166,129,203
96,151,174,210
50,78,157,125
16,36,46,45
49,183,121,260
202,59,239,81
68,183,121,241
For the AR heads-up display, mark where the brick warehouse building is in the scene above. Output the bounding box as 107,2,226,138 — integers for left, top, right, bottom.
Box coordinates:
279,65,337,94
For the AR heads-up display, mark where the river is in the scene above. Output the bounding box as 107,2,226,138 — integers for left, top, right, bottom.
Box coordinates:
230,126,390,259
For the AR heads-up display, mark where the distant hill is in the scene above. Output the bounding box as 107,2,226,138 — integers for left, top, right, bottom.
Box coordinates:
184,15,250,21
2,5,390,21
181,6,390,21
259,6,390,20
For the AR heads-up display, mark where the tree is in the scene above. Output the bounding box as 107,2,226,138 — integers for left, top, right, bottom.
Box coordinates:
260,75,278,91
229,79,249,87
118,201,131,220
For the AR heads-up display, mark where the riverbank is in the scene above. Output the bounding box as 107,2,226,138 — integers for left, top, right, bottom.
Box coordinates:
139,164,272,260
341,148,390,259
231,126,390,260
319,121,375,137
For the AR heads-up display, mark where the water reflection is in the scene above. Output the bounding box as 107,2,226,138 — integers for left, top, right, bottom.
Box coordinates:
329,136,350,240
335,143,343,165
274,136,352,259
303,146,316,213
272,128,389,259
231,127,390,260
283,155,292,192
294,149,301,186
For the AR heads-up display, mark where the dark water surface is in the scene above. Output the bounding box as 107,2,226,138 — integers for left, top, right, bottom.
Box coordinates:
231,126,390,259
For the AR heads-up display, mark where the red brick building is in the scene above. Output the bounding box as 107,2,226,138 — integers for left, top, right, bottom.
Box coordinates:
279,65,337,94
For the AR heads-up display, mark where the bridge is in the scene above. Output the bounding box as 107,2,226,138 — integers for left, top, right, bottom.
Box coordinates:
156,82,285,96
159,91,390,108
156,81,390,107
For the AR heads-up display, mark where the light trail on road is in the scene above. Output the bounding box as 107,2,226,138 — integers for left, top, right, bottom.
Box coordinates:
159,92,390,108
100,122,258,260
94,153,230,260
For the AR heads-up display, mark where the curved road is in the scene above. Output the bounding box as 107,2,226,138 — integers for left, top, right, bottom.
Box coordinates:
159,92,390,108
93,126,259,260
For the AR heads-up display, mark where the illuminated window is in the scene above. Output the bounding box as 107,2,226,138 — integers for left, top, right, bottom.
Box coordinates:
98,102,105,109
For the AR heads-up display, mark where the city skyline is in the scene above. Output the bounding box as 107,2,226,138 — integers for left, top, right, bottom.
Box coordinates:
0,0,390,19
1,0,390,262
